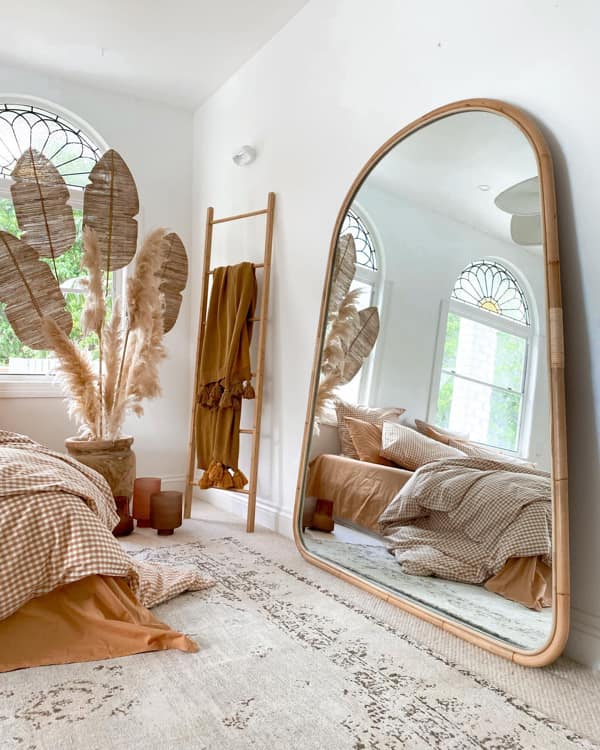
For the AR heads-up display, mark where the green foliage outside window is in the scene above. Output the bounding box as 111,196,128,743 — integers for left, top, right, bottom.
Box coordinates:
435,311,527,451
0,196,107,369
436,313,459,428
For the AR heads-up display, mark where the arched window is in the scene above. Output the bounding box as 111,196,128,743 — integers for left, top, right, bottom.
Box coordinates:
0,103,101,187
0,103,105,379
337,207,382,404
431,259,532,453
341,208,378,271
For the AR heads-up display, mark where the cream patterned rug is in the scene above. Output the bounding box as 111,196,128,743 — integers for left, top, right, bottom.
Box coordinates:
1,503,598,750
303,531,553,650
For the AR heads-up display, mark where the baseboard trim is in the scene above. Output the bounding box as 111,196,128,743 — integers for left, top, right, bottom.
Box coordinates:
192,486,293,538
159,474,186,492
567,607,600,670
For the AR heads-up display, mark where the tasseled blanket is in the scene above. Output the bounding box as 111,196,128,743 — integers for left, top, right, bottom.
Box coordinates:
195,261,257,489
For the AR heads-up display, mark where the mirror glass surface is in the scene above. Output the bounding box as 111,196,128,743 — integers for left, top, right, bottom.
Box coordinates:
299,110,555,652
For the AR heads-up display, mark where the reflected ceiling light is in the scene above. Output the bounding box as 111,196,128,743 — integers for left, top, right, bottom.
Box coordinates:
477,184,490,191
495,176,542,246
232,145,257,166
510,214,542,246
495,176,540,216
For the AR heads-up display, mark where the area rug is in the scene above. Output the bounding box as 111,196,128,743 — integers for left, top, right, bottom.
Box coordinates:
304,532,552,650
1,507,598,750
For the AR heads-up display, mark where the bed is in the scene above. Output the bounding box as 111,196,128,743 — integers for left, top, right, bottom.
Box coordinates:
0,430,212,672
305,451,552,610
306,453,413,533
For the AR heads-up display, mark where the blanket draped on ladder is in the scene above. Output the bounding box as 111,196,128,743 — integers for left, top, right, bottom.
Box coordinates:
195,262,257,490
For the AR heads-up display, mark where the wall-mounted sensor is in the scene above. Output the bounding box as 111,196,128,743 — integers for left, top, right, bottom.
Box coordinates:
232,145,257,166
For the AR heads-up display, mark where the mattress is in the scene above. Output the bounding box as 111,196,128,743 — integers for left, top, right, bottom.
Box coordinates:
306,453,413,534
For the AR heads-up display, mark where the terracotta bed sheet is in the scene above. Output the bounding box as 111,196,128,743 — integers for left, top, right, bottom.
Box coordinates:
485,556,552,611
306,453,413,533
0,574,198,673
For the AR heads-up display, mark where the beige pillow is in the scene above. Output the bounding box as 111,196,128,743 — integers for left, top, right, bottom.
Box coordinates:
343,417,396,466
414,419,534,468
335,400,405,459
414,419,469,443
380,421,466,471
447,437,536,468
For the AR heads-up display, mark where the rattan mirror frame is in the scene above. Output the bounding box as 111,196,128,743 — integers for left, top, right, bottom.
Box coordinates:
293,98,568,667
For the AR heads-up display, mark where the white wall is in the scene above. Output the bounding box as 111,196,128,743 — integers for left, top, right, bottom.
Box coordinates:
191,0,600,668
356,184,550,469
0,63,193,482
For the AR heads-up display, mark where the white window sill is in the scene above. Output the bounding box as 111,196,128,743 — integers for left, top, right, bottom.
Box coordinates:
0,378,64,398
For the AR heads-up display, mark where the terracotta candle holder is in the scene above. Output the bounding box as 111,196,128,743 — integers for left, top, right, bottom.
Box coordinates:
112,495,134,537
133,477,161,527
150,491,183,536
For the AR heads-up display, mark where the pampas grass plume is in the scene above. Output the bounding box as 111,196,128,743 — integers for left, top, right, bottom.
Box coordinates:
42,318,100,436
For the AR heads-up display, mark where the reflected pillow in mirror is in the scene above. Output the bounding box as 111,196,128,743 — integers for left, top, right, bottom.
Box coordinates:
446,437,536,468
343,417,396,466
414,419,535,468
414,419,469,442
380,421,466,471
335,400,406,459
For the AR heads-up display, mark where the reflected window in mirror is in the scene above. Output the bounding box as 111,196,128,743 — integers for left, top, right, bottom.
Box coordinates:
430,259,533,455
337,207,383,405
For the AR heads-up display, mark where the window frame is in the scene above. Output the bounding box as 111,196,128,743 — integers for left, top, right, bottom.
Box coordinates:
428,297,534,455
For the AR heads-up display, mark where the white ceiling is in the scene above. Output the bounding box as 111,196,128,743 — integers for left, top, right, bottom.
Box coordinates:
0,1,309,109
360,111,541,248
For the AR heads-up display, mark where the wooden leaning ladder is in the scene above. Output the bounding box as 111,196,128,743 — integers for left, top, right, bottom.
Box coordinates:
183,192,276,532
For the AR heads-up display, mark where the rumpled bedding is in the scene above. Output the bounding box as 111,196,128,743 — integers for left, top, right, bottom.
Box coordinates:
0,430,213,623
378,456,552,586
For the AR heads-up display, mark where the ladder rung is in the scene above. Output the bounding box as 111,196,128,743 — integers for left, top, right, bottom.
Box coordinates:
239,428,256,434
190,480,249,496
207,263,264,275
211,208,269,224
248,317,263,322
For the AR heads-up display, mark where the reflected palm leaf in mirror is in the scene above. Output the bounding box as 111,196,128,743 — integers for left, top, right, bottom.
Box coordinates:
315,233,380,430
295,100,568,667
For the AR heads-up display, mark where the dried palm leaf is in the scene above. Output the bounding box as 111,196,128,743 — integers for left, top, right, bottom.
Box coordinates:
10,149,76,275
341,306,380,385
157,232,188,333
83,149,139,273
328,233,356,319
42,318,100,436
0,231,72,349
334,287,362,325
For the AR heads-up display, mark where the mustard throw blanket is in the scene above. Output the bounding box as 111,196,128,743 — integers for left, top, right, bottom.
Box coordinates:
195,262,257,489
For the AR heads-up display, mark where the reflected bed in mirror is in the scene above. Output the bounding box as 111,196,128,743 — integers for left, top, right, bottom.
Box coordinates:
294,100,568,666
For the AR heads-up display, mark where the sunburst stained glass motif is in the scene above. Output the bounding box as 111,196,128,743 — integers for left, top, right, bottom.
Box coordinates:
452,260,530,325
340,208,377,271
0,104,101,188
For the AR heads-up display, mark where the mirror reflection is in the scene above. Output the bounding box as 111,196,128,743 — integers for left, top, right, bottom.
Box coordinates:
301,111,553,651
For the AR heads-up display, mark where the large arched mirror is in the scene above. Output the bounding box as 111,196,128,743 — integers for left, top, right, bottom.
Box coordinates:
294,99,568,666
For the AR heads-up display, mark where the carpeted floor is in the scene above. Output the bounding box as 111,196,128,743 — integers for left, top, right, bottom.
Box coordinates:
303,528,553,650
1,501,599,750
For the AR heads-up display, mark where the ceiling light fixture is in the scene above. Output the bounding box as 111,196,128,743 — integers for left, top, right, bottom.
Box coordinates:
477,184,490,191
